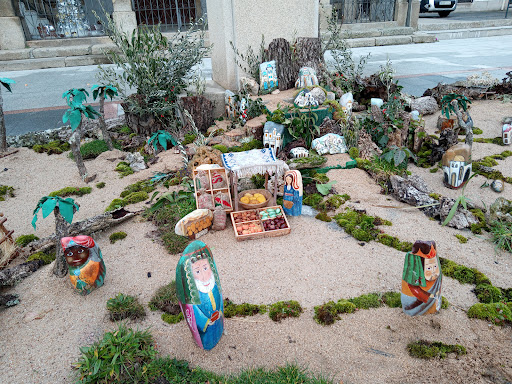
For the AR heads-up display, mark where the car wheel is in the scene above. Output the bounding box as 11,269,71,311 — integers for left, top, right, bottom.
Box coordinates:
438,11,451,17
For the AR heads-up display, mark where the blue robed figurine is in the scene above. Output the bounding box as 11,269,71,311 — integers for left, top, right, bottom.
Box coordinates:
283,170,303,216
176,240,224,350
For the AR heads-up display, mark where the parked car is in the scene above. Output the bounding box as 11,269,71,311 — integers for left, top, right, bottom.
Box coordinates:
420,0,457,17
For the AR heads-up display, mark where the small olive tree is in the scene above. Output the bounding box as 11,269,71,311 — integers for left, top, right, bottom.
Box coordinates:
0,77,15,152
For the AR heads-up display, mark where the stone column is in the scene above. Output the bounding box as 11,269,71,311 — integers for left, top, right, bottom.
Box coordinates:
409,0,420,30
394,0,409,26
111,0,137,37
206,0,319,91
0,0,26,50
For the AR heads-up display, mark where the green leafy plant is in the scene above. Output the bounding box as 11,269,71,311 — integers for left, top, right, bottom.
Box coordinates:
380,146,416,168
148,130,177,153
287,107,320,148
73,324,157,383
316,181,337,196
106,293,146,321
1,77,15,152
489,220,512,253
230,34,266,82
440,93,471,119
442,174,476,226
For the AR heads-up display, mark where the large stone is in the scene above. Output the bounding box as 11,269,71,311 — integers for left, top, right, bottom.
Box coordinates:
240,77,259,96
489,197,512,223
126,152,146,172
390,175,439,218
411,96,439,116
310,87,326,105
439,197,479,229
0,17,27,50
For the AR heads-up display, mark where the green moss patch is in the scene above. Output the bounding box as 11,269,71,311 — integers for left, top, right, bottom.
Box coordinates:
161,312,184,324
224,298,267,318
382,292,402,308
148,281,182,318
376,234,413,252
303,193,324,209
441,296,450,309
318,194,350,211
315,212,332,222
105,191,148,212
106,293,146,322
407,340,467,359
287,153,327,169
212,144,228,153
79,139,121,159
15,234,39,247
268,300,303,322
455,234,468,244
95,182,106,189
474,284,503,304
109,231,127,244
314,300,356,325
467,302,512,325
0,185,15,201
349,147,359,159
120,180,155,197
27,251,55,264
474,137,505,146
439,257,491,286
32,140,70,155
48,186,92,198
472,127,483,135
349,293,382,309
115,161,134,177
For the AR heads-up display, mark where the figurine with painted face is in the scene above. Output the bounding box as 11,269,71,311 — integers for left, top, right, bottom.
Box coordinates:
283,170,303,216
61,235,106,295
176,240,223,351
401,240,442,316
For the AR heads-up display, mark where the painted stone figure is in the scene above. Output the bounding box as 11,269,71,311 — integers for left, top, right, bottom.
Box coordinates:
401,240,442,316
283,170,303,216
295,67,319,88
259,60,278,93
442,143,472,189
176,241,224,351
503,124,511,145
61,235,106,295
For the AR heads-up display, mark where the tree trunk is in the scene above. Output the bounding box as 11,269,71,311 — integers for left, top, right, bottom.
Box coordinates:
294,37,324,82
267,38,297,91
181,95,214,134
70,124,88,181
52,207,69,277
99,94,114,150
0,89,7,152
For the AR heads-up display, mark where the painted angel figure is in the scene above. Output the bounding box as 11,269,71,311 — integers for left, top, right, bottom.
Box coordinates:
61,235,106,295
176,240,224,350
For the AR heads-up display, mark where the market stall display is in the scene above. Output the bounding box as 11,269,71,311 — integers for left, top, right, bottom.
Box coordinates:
193,166,233,212
231,205,290,241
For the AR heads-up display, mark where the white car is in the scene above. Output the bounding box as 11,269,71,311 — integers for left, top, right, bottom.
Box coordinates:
420,0,458,17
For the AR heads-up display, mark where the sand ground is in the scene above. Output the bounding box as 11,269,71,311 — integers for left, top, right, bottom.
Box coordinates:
0,100,511,384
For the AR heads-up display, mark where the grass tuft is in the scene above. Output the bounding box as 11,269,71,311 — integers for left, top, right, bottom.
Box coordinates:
106,293,146,322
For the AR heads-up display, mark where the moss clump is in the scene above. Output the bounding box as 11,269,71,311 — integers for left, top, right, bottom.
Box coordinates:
474,284,503,304
429,193,441,200
161,230,191,255
212,144,228,153
439,257,492,289
161,312,184,324
349,147,359,159
115,161,134,177
48,186,92,198
314,300,356,325
123,191,149,205
95,182,106,189
149,281,182,317
118,125,132,134
286,154,327,169
303,193,324,209
441,296,449,309
105,198,127,212
318,194,350,211
377,234,413,252
228,140,264,152
382,292,402,308
467,302,512,325
106,293,146,322
472,127,483,135
333,209,379,242
0,185,15,201
474,137,505,145
313,173,330,184
476,156,498,167
223,298,267,318
181,133,197,145
429,168,439,173
120,180,155,198
407,340,467,359
32,140,70,155
349,293,382,309
453,267,476,284
315,212,332,222
470,207,489,234
15,234,39,247
27,251,55,264
455,234,468,244
79,139,121,159
268,300,303,322
109,231,127,244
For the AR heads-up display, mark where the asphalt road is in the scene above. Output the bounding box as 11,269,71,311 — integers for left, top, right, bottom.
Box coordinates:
2,34,512,136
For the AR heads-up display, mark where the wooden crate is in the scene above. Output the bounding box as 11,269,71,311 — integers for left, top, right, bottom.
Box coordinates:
193,167,233,212
230,206,291,241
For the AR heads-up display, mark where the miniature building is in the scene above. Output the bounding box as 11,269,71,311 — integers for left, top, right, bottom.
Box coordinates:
442,143,472,189
503,124,511,145
290,147,309,158
259,61,278,92
263,122,285,156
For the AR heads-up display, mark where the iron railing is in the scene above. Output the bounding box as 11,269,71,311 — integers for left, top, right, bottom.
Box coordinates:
132,0,206,32
16,0,113,40
331,0,396,23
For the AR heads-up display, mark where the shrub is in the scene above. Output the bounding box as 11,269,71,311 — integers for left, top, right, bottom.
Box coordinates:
109,232,127,244
106,293,146,321
15,234,39,247
48,186,92,197
268,300,303,322
79,139,121,159
407,340,467,359
73,324,156,383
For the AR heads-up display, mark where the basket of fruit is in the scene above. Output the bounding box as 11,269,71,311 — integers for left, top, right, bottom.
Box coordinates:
238,189,272,210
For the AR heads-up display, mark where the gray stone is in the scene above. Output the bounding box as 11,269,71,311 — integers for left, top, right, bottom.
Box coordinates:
326,92,336,101
32,46,90,59
412,34,437,44
389,175,439,218
411,96,439,116
239,77,259,96
375,36,412,46
489,197,512,223
438,197,479,229
126,152,146,172
310,87,326,105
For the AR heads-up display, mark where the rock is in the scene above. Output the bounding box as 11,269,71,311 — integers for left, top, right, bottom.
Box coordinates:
318,117,342,136
411,96,439,116
294,89,318,108
389,175,439,218
439,197,479,229
491,180,504,193
489,197,512,223
310,87,326,105
126,152,146,172
413,123,426,153
239,77,259,96
271,89,281,95
224,127,247,142
95,149,125,162
287,153,327,169
326,92,336,101
358,130,382,160
312,133,347,155
408,175,433,194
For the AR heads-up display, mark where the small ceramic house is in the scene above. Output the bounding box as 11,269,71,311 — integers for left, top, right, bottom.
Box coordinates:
263,121,285,155
295,67,319,88
442,143,472,189
294,89,318,108
312,133,348,155
503,124,511,145
259,61,278,93
290,147,309,158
